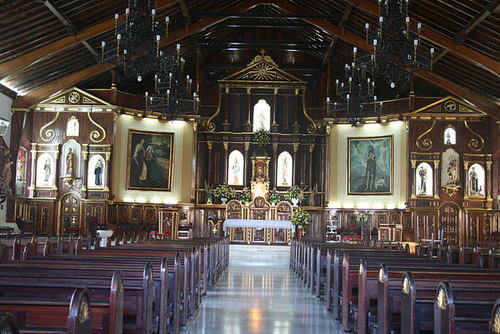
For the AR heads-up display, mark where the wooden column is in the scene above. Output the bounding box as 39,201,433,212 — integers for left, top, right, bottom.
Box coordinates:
434,160,440,199
244,142,250,187
207,141,213,187
28,143,37,198
293,143,299,186
223,141,229,185
309,144,315,190
272,143,278,189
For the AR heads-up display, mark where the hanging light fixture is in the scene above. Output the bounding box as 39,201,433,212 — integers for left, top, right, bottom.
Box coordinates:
145,44,200,120
362,0,435,88
327,47,380,126
101,0,170,81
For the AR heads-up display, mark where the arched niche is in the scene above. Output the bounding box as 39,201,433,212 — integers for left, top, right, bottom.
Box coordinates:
277,151,293,187
444,125,456,145
416,162,433,196
66,116,80,137
228,150,244,186
36,153,55,188
252,99,271,132
468,163,485,197
88,154,106,188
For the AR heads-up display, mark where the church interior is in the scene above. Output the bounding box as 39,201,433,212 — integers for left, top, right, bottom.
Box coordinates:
0,0,499,332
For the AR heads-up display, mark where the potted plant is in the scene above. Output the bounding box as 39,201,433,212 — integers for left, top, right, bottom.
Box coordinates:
240,187,251,204
213,184,235,204
254,128,271,147
269,188,280,205
291,207,311,229
284,185,301,206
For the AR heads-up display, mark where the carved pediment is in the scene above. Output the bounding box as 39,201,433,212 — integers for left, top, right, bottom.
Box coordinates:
408,96,487,118
37,87,112,108
220,50,306,85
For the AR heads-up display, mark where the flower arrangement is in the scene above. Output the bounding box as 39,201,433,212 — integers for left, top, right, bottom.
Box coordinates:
254,128,271,146
291,207,311,227
269,188,280,204
284,185,301,202
213,184,236,199
240,187,251,204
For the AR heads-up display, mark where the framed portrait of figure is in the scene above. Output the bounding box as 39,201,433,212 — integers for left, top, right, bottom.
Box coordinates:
88,154,105,189
348,136,392,195
36,153,55,188
127,130,174,191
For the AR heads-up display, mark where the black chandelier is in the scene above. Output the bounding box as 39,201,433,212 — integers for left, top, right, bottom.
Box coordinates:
145,44,200,120
362,0,435,88
327,48,381,126
101,0,170,81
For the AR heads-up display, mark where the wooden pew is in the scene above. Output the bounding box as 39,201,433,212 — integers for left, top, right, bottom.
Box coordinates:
0,269,124,333
0,313,18,334
3,256,166,334
490,299,500,334
434,281,500,333
400,271,500,334
0,287,91,333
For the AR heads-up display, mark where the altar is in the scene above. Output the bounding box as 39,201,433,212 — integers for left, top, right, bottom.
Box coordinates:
224,198,294,244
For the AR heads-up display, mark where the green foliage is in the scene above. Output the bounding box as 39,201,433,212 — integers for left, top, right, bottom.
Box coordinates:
240,187,251,204
253,128,271,146
291,207,311,227
284,186,301,202
269,188,280,204
213,185,236,199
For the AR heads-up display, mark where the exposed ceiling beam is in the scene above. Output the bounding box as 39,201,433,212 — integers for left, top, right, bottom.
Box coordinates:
342,0,500,78
322,4,353,67
178,0,205,66
0,0,180,79
454,0,500,44
416,70,500,120
12,63,114,108
189,12,338,20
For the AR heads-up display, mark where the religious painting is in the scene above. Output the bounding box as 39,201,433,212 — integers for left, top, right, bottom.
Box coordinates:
36,153,55,188
228,150,244,186
468,163,485,197
88,154,105,189
348,136,392,195
416,162,433,197
127,130,174,191
277,151,293,187
441,148,460,187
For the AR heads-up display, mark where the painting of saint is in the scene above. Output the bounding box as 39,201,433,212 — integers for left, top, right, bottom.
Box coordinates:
348,136,392,195
128,130,174,190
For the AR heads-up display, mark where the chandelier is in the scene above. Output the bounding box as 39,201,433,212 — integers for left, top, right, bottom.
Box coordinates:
327,47,380,126
145,44,200,120
100,0,170,81
362,0,435,88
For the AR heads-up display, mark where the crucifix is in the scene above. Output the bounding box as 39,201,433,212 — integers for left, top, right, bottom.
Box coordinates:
208,216,224,234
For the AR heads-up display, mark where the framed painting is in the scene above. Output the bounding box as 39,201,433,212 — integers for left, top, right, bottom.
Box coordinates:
127,130,174,191
348,135,392,195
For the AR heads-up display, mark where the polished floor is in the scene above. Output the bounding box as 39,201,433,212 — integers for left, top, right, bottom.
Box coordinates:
185,244,342,334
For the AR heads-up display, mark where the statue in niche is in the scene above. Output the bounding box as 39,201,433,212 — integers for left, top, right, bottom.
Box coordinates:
94,159,103,186
446,155,458,186
469,166,481,195
418,165,427,194
66,148,74,176
44,158,51,182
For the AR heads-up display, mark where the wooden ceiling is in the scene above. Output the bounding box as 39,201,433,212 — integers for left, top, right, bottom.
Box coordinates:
1,0,499,118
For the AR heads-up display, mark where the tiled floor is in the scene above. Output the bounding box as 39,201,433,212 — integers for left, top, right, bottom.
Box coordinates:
185,244,342,334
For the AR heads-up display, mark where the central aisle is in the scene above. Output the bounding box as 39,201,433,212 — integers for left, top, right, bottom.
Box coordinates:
186,244,342,334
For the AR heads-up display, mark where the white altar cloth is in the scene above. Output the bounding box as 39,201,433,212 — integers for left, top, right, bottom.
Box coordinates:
224,219,294,234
